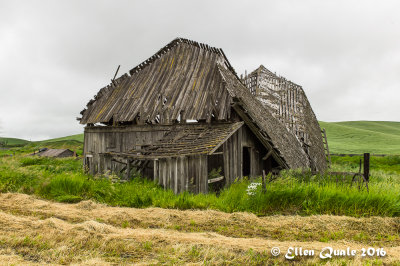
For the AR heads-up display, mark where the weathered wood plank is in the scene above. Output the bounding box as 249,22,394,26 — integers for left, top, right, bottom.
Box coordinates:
208,176,224,184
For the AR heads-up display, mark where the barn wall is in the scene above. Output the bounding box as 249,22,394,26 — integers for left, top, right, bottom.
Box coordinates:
154,155,208,194
84,125,169,177
84,125,209,194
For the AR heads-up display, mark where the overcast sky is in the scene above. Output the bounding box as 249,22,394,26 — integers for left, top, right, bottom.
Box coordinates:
0,0,399,140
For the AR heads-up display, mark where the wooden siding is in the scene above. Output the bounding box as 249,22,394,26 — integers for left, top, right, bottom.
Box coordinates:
153,155,208,194
222,125,274,187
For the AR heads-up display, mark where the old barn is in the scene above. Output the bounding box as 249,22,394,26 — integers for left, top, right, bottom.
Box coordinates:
78,38,327,194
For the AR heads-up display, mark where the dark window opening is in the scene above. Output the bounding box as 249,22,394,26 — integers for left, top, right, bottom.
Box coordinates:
264,156,281,175
243,147,251,177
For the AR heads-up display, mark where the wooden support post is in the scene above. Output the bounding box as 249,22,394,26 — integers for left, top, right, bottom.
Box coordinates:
262,170,266,194
322,128,331,167
153,159,158,183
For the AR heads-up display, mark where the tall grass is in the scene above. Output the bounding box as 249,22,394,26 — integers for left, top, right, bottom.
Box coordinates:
0,155,399,217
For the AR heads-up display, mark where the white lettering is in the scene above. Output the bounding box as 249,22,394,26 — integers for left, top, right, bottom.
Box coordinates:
320,247,333,259
285,247,295,260
285,247,315,259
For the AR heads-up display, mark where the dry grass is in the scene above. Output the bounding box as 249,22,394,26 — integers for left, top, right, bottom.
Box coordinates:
0,193,399,265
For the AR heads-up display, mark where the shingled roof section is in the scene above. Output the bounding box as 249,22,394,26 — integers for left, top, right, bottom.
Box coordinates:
105,122,244,159
79,38,236,125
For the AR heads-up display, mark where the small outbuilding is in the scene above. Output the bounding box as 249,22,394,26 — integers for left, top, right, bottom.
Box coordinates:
34,148,76,158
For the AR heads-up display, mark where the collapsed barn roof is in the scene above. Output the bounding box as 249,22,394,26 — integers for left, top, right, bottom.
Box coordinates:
243,65,327,171
79,38,315,169
108,122,244,159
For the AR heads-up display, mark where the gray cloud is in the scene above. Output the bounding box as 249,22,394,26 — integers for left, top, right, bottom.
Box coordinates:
0,0,399,140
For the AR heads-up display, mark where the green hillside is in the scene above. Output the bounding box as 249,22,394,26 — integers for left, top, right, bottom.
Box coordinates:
319,121,400,155
0,134,84,155
39,133,84,143
1,134,84,146
28,134,84,154
0,137,31,146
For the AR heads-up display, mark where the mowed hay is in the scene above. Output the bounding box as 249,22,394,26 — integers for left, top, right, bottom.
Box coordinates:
0,193,399,265
1,193,399,244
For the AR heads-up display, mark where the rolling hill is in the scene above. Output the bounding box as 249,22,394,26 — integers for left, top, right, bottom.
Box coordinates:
319,121,400,155
0,137,31,146
37,133,84,143
0,134,84,145
0,134,84,154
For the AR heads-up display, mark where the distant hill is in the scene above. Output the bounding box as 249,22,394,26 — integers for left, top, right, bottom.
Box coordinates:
40,134,84,143
28,134,84,153
319,121,400,155
0,134,84,153
0,137,31,146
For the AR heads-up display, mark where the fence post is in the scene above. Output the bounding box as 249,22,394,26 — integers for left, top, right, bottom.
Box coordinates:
363,153,370,182
363,153,370,192
262,170,266,194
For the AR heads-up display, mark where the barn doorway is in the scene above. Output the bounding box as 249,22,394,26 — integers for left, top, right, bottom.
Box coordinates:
243,147,251,177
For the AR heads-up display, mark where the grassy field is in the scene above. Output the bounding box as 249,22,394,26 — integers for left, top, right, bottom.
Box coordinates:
319,121,400,154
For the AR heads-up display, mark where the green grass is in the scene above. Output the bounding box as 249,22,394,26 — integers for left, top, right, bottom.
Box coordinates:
0,155,399,217
319,121,400,154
